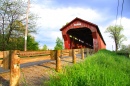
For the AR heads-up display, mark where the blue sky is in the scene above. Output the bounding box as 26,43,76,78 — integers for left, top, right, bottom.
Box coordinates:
30,0,130,50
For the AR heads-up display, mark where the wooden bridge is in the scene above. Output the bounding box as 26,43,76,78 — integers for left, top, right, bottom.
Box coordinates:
60,17,106,51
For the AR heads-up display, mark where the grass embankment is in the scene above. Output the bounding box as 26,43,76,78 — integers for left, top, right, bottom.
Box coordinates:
46,49,130,86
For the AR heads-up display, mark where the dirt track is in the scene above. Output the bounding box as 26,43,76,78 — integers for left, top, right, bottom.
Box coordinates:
0,56,84,86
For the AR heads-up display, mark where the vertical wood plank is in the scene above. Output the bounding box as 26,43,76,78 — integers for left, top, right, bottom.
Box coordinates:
79,49,81,54
72,49,76,64
3,51,10,69
56,50,61,72
81,48,84,59
50,50,53,60
50,50,56,60
10,50,20,86
92,49,95,54
86,48,90,57
69,49,72,56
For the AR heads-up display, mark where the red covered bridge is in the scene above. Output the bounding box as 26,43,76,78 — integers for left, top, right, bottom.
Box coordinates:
60,17,106,51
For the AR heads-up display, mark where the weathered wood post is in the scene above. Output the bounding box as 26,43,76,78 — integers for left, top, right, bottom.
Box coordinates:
69,49,72,56
10,50,20,86
50,50,53,60
56,50,61,72
78,49,80,54
50,50,56,60
3,51,10,69
72,49,76,64
91,49,94,55
90,49,93,55
86,48,90,57
81,48,84,59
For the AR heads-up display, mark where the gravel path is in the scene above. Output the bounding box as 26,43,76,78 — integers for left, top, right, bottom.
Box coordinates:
0,55,85,86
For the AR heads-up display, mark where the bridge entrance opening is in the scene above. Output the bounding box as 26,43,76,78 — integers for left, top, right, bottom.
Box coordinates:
67,27,93,49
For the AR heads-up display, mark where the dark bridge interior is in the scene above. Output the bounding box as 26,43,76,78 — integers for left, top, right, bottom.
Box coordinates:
67,27,93,49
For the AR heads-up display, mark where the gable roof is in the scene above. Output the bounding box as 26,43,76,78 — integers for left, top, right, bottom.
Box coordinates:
60,17,106,45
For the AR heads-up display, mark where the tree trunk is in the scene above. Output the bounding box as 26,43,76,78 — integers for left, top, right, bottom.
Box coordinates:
115,42,118,52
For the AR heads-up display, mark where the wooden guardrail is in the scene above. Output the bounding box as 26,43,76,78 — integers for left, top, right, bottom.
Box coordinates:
0,48,95,66
61,49,70,56
0,50,20,86
0,48,95,86
17,51,51,64
18,51,51,57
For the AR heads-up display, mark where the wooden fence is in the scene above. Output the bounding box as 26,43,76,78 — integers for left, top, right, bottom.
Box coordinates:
0,48,94,86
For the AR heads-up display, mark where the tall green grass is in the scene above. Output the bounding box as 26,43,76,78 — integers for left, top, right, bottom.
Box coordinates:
46,49,130,86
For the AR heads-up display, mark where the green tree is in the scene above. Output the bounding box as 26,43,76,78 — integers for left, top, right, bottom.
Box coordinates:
27,35,39,51
42,44,48,50
4,20,25,50
105,25,126,51
54,37,63,50
0,0,38,51
6,36,24,51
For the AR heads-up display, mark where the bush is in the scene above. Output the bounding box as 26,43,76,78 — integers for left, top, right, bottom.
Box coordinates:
116,52,130,58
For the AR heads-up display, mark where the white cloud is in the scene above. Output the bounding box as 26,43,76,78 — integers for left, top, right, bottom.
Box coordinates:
30,4,106,30
29,3,130,50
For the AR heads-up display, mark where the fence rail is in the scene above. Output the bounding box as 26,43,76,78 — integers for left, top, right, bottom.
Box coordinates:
0,48,95,86
18,50,51,57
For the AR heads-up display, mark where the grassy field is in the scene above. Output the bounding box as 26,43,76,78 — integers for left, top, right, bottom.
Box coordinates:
45,49,130,86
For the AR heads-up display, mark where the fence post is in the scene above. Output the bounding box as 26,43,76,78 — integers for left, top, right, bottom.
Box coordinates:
3,51,10,69
86,48,90,57
50,50,56,60
90,49,93,55
79,49,81,54
91,49,94,54
81,48,84,59
56,50,61,72
72,49,76,64
69,49,72,56
10,50,20,86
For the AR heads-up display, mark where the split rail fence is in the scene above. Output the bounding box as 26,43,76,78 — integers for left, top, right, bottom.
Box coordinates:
0,48,94,86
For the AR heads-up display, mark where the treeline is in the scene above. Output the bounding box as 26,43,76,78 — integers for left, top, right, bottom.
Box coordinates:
119,44,130,53
0,34,39,51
